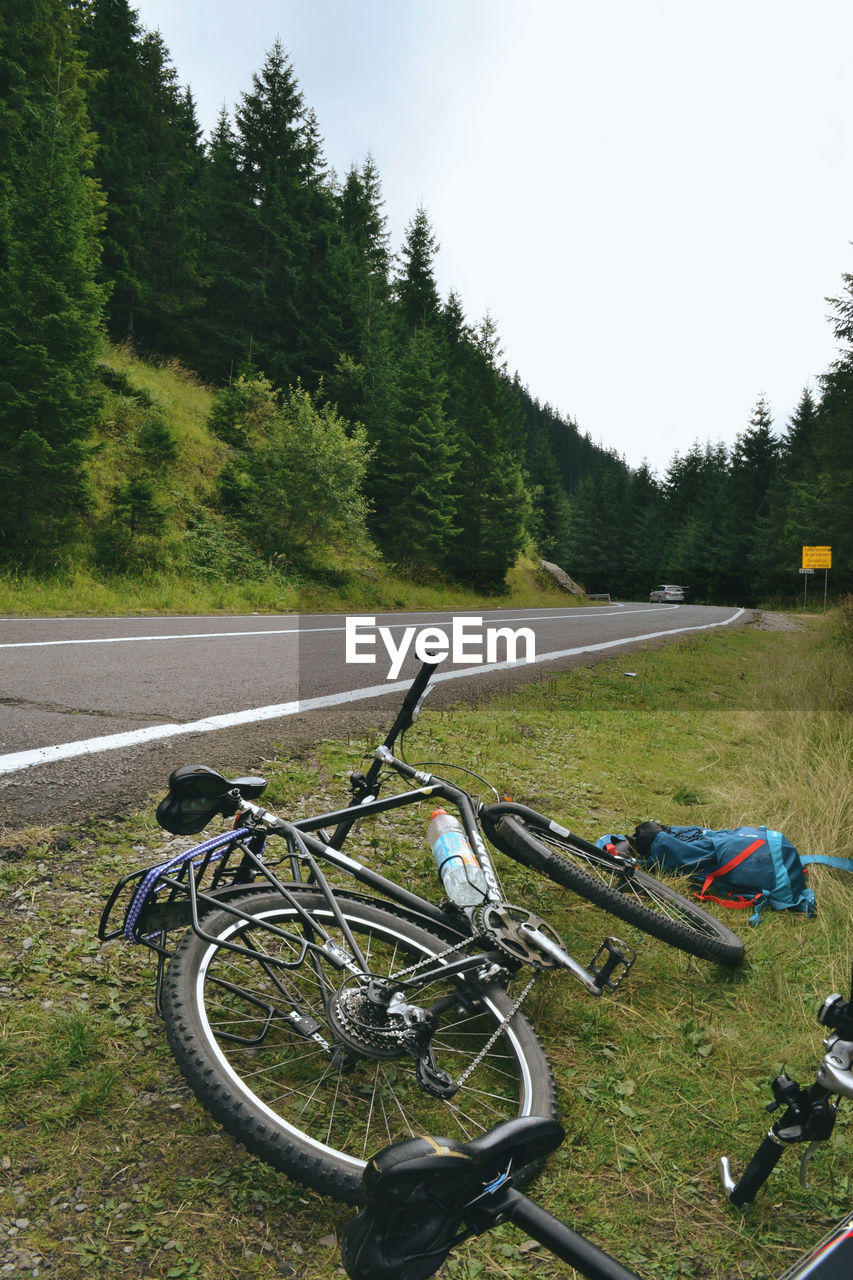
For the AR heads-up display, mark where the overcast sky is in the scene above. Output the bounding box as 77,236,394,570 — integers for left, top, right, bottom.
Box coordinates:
131,0,853,475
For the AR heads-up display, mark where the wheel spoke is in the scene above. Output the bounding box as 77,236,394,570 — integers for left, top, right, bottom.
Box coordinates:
163,890,555,1200
493,814,744,967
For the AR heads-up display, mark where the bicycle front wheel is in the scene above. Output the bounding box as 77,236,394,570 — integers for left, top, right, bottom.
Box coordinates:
487,812,745,967
161,889,556,1203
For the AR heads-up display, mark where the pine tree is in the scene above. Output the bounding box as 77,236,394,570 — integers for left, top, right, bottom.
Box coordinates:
133,32,205,354
621,464,667,598
340,155,391,283
443,304,530,590
192,108,256,378
670,443,732,599
750,389,820,599
783,387,819,477
233,40,336,389
0,0,106,566
805,271,853,592
393,206,442,332
79,0,146,343
325,157,394,438
728,396,781,599
564,466,631,594
369,207,455,569
376,326,456,566
662,442,731,599
515,388,573,563
81,0,204,351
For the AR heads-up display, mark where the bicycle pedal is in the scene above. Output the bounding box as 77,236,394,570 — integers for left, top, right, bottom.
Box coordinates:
587,937,636,992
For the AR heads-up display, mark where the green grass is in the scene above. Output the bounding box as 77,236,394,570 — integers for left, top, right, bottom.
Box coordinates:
0,555,581,617
1,605,851,1278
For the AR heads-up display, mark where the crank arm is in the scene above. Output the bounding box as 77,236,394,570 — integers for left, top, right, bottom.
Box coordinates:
518,922,621,995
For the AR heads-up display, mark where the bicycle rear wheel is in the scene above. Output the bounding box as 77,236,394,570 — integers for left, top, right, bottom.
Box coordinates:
487,812,745,967
161,889,556,1203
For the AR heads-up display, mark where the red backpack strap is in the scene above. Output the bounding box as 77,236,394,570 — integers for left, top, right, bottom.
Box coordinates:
698,890,763,909
696,837,765,904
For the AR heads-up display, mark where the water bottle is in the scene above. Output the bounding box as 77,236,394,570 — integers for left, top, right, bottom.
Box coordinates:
426,809,488,907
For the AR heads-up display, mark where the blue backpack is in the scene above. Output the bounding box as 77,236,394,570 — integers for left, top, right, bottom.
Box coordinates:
595,823,843,925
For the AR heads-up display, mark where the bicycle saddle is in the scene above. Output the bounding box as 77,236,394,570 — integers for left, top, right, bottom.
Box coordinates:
342,1117,564,1280
155,764,268,835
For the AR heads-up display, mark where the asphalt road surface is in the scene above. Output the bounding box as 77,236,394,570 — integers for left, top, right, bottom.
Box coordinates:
0,602,747,828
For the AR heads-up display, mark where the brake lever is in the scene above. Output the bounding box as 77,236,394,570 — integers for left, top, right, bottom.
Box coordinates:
799,1140,823,1188
410,681,435,724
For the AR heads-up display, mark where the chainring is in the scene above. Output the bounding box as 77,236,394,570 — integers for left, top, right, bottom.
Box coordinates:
474,902,566,969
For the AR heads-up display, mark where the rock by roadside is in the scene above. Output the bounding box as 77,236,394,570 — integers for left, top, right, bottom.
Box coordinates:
538,560,585,595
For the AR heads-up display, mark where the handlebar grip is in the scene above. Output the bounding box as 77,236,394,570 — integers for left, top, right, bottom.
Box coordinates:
370,661,439,769
394,660,439,728
727,1134,787,1206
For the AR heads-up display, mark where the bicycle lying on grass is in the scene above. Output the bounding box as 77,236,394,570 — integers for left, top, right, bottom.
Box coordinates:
342,972,853,1280
99,659,743,1203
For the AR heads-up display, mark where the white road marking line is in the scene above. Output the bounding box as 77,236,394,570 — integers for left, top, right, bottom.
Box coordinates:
0,605,661,650
0,609,744,775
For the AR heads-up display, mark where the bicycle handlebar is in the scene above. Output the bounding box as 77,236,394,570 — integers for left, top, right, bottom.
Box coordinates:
329,660,440,848
388,659,441,739
721,971,853,1206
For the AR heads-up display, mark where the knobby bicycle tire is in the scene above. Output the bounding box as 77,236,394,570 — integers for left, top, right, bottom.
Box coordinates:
489,813,745,967
161,889,557,1203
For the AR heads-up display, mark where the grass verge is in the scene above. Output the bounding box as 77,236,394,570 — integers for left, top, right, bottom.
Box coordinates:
1,605,851,1279
0,557,580,618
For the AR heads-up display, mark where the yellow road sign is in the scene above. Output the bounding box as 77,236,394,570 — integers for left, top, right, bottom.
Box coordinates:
802,545,832,569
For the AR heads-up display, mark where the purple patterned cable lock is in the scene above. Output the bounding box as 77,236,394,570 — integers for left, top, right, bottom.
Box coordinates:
123,828,252,941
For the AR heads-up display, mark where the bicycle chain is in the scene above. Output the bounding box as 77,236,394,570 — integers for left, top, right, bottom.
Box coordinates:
387,939,539,1091
454,972,538,1088
336,932,538,1087
385,936,476,981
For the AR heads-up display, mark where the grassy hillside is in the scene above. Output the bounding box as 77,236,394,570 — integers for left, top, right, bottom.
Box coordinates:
1,604,851,1279
0,344,585,617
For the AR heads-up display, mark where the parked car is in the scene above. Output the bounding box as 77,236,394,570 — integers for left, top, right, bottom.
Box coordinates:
649,584,687,603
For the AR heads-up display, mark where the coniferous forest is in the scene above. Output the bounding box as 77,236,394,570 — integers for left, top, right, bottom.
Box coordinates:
1,0,851,601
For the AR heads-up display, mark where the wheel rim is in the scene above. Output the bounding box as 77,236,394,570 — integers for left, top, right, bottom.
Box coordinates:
192,903,538,1170
536,830,726,939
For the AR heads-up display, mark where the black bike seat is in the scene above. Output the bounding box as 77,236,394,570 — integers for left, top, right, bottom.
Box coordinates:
363,1116,565,1204
156,764,268,835
346,1118,566,1280
455,1115,565,1174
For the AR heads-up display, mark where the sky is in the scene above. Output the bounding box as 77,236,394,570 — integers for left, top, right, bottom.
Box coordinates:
131,0,853,475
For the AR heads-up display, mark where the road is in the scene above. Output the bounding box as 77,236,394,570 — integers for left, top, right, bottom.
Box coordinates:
0,603,746,827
